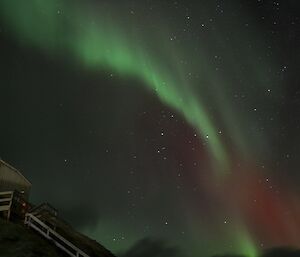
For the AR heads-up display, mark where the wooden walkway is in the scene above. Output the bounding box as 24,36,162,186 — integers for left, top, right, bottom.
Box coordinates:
0,191,93,257
25,212,90,257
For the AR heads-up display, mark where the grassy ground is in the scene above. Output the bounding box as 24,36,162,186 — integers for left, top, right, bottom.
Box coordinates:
0,218,67,257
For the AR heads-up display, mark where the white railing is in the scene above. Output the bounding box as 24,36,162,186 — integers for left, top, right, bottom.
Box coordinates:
0,191,13,220
25,213,89,257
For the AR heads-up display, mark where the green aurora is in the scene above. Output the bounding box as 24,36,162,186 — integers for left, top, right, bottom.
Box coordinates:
0,1,281,256
0,0,230,173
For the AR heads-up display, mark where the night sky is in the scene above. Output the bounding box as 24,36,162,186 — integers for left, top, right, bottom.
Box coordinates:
0,1,299,257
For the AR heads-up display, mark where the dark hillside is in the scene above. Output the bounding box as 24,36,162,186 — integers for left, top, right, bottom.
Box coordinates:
0,218,116,257
0,218,67,257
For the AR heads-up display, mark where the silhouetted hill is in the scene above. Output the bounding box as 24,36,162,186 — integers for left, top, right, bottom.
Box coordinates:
0,218,67,257
0,218,115,257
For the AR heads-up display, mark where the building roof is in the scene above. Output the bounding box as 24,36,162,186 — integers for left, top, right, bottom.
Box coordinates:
0,159,32,186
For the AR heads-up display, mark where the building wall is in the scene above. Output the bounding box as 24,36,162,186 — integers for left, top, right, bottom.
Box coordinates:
0,161,31,199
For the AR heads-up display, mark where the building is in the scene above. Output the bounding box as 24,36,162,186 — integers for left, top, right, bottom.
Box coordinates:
0,159,31,199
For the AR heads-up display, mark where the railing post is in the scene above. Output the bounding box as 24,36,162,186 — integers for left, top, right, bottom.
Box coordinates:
7,210,10,221
26,214,31,226
0,191,14,221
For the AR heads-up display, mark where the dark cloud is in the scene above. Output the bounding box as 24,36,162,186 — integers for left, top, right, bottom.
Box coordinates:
260,247,300,257
209,247,300,257
119,238,184,257
121,244,300,257
211,255,246,257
